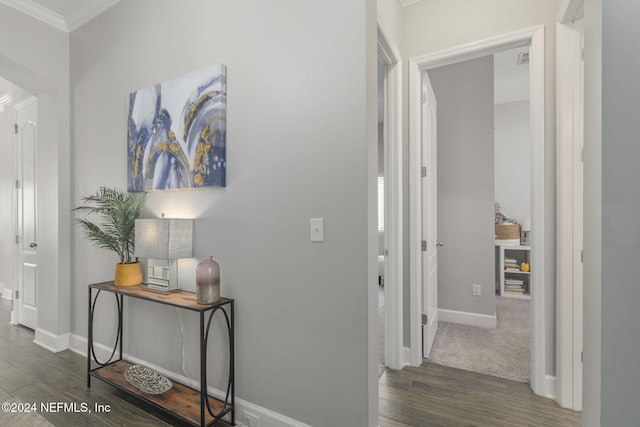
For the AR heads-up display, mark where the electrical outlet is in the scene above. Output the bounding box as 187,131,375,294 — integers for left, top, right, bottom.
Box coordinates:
472,283,481,296
244,411,261,427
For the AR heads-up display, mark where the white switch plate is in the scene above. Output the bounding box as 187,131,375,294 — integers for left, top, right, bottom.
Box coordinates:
310,218,324,242
472,283,481,296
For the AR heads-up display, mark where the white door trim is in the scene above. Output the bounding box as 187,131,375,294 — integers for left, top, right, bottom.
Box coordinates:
407,26,547,397
377,16,403,370
556,0,584,411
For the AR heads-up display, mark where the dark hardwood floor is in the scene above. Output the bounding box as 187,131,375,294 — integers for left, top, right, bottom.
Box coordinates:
1,299,580,427
379,363,582,427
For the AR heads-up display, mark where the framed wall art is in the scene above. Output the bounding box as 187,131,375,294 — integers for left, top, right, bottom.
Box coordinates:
127,64,227,191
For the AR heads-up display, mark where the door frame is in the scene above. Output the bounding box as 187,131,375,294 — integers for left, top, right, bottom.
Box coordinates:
377,17,404,370
407,25,548,397
556,0,584,411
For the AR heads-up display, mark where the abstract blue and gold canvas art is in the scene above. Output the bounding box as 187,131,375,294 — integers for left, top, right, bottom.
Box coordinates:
127,64,227,191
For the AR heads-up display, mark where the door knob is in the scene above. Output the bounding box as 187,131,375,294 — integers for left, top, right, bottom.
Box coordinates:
29,242,38,248
436,241,445,247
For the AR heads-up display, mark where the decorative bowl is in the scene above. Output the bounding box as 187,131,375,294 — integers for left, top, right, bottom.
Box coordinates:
124,364,172,394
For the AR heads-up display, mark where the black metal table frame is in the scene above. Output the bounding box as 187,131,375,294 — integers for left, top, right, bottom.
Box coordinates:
87,284,235,427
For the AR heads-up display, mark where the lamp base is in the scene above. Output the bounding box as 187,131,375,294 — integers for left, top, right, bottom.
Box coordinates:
145,259,180,291
142,284,181,294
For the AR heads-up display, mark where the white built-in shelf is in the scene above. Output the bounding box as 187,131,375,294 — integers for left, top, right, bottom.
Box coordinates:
496,244,531,300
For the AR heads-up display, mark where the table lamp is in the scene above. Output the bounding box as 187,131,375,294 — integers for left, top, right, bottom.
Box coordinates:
135,218,193,291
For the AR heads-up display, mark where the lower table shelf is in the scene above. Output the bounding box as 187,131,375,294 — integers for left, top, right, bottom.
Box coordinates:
91,360,232,426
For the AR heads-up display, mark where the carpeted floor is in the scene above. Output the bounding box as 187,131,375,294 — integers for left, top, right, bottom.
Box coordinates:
427,296,530,383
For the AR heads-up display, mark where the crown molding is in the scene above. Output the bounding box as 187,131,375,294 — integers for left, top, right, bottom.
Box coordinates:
0,0,120,32
399,0,424,7
0,0,66,31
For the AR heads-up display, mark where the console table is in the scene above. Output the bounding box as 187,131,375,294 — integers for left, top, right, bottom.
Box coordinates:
87,282,234,426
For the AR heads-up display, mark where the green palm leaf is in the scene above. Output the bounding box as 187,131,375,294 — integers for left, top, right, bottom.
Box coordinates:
74,187,146,264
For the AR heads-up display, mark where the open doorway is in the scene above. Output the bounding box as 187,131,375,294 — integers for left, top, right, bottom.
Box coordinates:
377,20,404,371
13,90,39,330
0,49,70,353
423,46,533,384
0,76,39,330
408,26,549,396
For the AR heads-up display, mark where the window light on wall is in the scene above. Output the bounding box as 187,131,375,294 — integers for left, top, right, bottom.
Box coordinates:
378,175,384,232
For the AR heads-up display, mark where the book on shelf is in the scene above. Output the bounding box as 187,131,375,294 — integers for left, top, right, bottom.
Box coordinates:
504,275,527,294
504,267,523,273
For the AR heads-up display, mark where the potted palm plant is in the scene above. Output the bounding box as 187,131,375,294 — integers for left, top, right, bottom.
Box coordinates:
74,187,147,286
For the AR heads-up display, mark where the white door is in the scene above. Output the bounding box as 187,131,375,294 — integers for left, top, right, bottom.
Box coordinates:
15,97,38,330
422,72,438,358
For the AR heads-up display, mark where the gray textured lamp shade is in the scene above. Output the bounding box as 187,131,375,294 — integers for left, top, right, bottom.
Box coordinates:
135,219,193,259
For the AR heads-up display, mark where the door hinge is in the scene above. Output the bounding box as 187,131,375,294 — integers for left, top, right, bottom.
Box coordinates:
422,314,428,325
15,235,19,244
581,250,584,263
421,240,427,251
581,350,583,363
14,123,18,134
15,180,20,189
383,249,389,256
14,290,19,299
421,92,427,103
421,166,427,178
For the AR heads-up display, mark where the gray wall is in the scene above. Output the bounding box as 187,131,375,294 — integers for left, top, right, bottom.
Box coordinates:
70,1,375,425
428,56,495,317
494,100,531,223
600,0,640,424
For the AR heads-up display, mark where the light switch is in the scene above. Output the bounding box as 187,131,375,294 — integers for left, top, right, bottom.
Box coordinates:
310,218,324,242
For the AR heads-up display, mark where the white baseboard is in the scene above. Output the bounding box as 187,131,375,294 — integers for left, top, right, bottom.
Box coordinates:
34,328,70,353
10,309,17,325
438,308,497,329
403,346,412,366
70,334,312,427
402,346,422,367
1,287,12,301
544,374,557,400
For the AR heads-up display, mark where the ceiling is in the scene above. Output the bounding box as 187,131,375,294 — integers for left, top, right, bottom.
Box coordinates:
0,0,120,32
